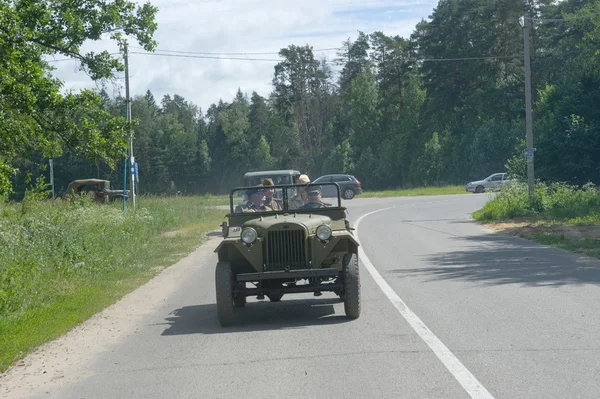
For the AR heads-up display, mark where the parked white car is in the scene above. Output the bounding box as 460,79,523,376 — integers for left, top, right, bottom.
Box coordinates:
465,173,512,193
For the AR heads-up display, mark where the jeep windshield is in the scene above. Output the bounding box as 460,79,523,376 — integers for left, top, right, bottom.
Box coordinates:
229,182,342,214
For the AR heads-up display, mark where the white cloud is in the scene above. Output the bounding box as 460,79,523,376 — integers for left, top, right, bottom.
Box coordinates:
49,0,438,112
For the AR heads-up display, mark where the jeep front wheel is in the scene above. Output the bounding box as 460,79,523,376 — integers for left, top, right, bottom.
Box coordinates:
342,253,360,319
215,261,236,326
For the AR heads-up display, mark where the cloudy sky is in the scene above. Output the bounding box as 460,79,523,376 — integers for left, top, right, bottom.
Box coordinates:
49,0,439,113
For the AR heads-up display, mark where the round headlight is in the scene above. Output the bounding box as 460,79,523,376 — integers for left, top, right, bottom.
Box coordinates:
241,227,257,244
316,225,332,241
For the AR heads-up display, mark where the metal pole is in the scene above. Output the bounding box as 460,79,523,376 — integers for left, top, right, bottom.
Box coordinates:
523,13,535,202
49,158,55,207
124,42,136,210
122,43,129,211
122,152,128,211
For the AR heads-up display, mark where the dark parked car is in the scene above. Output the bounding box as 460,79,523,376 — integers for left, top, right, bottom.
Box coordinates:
313,174,363,199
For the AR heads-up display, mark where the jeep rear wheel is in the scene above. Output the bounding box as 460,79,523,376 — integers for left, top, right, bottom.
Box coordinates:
215,261,236,326
342,253,360,319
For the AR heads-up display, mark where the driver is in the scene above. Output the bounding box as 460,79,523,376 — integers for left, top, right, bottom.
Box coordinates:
301,186,330,209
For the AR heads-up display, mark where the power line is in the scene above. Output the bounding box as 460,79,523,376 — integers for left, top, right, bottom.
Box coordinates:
529,11,600,22
129,51,282,61
46,52,121,63
43,50,562,66
46,57,81,63
129,46,343,55
131,51,523,63
417,55,521,62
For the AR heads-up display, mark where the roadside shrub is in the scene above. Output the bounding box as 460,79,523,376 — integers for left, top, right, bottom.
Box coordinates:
474,181,600,221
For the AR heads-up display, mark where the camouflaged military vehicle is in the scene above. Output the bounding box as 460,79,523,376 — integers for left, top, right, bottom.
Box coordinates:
214,182,360,326
66,179,129,204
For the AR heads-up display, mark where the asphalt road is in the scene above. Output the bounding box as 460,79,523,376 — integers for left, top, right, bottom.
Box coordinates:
3,194,600,398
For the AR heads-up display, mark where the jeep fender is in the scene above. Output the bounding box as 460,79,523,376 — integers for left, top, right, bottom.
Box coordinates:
214,239,263,272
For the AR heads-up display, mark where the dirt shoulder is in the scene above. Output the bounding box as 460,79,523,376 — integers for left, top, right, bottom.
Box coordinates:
484,220,600,259
0,235,221,399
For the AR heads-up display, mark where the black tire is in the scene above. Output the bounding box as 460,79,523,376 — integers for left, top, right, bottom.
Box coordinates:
343,189,355,200
475,185,484,193
267,292,283,302
215,261,236,326
342,253,360,319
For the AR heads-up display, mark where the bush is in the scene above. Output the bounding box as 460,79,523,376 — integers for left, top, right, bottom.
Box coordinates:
474,181,600,221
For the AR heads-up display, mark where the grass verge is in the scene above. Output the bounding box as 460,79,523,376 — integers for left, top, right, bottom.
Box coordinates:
473,182,600,259
359,185,466,198
0,195,227,372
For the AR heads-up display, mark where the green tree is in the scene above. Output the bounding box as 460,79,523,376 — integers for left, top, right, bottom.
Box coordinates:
0,0,158,196
273,45,327,172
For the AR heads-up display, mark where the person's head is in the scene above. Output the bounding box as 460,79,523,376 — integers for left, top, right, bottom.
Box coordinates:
262,178,275,200
247,185,266,206
297,174,310,198
298,174,310,185
306,186,322,203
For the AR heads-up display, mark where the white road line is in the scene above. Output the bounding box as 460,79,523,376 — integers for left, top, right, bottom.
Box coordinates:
355,207,495,399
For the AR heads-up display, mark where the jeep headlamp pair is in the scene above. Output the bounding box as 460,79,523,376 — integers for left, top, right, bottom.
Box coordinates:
241,225,332,244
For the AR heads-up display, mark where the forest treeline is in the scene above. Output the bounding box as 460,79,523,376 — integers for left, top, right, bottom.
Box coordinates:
5,0,600,198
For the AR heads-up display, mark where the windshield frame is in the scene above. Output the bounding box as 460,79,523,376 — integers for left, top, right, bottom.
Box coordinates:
228,182,343,214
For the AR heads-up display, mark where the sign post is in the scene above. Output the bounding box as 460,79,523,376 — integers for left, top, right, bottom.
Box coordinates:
130,158,136,209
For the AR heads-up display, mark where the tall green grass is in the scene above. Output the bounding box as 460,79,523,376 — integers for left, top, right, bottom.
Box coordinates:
0,195,227,371
360,185,466,198
473,181,600,222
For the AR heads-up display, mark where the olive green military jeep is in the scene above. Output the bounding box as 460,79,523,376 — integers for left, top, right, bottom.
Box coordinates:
214,182,360,326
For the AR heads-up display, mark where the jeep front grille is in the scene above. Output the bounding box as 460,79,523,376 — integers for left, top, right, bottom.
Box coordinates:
266,230,306,270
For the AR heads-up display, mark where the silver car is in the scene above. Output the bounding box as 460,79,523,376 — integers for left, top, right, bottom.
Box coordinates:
465,173,512,193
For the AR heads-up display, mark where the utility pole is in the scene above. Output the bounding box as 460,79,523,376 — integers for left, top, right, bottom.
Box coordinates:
521,13,535,202
124,42,136,210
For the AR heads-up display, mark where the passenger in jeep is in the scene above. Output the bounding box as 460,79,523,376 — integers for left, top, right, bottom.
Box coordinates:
289,174,310,210
262,178,283,211
235,185,268,213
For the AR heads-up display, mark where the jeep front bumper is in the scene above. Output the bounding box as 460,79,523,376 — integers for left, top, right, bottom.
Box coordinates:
236,267,339,282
